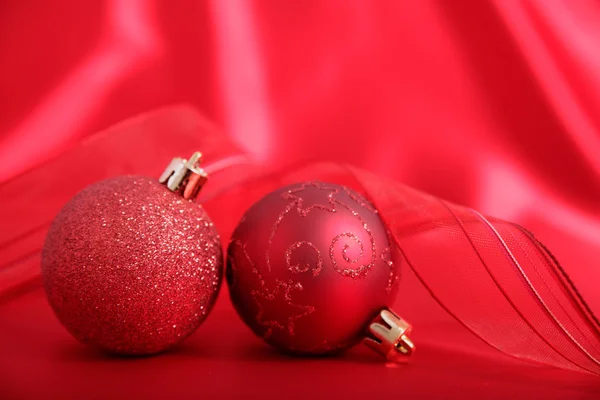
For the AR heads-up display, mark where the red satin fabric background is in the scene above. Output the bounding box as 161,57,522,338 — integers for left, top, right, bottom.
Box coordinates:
1,0,600,398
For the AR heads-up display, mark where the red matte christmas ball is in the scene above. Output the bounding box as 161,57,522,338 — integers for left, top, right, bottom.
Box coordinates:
226,181,405,355
42,154,222,355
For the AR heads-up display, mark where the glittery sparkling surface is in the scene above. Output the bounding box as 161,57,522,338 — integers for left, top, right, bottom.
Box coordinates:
41,176,223,355
227,181,400,354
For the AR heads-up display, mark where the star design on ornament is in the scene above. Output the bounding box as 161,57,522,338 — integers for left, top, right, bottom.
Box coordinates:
343,186,378,213
227,240,248,289
281,181,340,216
252,280,315,338
228,239,269,291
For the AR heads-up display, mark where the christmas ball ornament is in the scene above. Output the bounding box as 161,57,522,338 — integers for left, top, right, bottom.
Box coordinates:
42,152,223,355
226,181,414,360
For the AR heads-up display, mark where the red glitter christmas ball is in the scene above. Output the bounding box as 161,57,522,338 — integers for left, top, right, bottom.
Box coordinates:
42,176,222,355
226,181,401,354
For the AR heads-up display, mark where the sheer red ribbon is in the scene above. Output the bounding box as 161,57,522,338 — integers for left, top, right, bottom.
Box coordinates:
1,108,599,376
351,167,600,375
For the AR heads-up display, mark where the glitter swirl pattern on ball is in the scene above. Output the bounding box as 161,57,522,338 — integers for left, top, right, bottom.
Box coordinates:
41,176,223,355
226,181,400,354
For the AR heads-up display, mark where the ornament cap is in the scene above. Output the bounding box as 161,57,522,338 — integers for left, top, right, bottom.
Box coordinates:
364,309,415,361
159,152,208,200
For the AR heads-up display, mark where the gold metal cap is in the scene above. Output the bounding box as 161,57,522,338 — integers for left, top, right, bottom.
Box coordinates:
159,152,208,200
364,309,415,361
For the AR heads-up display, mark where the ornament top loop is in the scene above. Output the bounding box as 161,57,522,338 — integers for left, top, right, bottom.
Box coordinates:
364,309,415,361
159,152,208,200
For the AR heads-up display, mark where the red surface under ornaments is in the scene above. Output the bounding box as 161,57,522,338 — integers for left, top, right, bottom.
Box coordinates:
2,1,600,399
